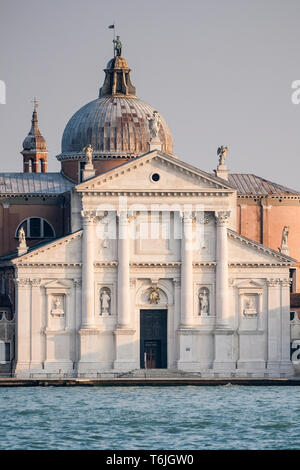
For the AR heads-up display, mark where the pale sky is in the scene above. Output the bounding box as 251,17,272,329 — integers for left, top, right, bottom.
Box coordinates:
1,0,300,189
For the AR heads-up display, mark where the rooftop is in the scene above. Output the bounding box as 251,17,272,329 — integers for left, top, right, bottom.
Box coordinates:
228,173,300,196
0,172,74,195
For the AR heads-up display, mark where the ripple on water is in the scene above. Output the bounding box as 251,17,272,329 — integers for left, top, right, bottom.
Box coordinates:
0,386,300,449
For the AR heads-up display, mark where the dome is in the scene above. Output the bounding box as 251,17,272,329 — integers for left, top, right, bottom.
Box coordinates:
61,96,173,156
58,51,173,161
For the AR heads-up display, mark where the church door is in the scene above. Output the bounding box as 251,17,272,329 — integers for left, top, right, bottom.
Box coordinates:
140,310,167,369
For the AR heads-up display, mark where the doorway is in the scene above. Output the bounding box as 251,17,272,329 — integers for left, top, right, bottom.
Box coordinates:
140,309,167,369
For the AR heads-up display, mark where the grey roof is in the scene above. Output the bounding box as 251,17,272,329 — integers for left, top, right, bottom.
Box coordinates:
229,174,300,195
0,173,74,195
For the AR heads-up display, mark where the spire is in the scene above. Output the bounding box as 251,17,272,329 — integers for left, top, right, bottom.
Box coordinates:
99,38,136,98
21,100,47,173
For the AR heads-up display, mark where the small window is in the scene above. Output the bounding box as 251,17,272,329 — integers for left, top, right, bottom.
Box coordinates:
16,218,55,239
151,173,160,182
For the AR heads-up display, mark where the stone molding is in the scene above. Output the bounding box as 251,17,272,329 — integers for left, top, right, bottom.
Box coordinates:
215,211,231,226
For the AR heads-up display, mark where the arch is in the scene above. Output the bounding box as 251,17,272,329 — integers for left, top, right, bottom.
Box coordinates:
135,279,174,306
38,159,43,173
15,217,55,239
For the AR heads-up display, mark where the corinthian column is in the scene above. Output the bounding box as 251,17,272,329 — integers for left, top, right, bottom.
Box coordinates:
215,211,230,328
81,211,95,328
181,212,194,326
117,211,130,327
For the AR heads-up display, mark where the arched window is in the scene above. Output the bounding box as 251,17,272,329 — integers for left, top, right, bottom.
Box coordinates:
16,218,55,239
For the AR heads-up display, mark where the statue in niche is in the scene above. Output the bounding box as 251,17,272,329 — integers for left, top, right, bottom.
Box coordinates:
147,111,161,140
149,287,160,304
100,289,111,315
243,296,257,316
83,144,93,165
51,296,64,317
217,146,228,166
199,288,209,315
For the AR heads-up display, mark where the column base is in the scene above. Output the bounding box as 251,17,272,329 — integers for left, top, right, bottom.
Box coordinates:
43,360,74,374
213,328,236,372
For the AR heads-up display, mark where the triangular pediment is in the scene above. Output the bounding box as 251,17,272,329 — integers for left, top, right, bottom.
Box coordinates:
12,231,83,265
228,229,295,265
44,279,72,289
234,279,265,288
75,151,235,194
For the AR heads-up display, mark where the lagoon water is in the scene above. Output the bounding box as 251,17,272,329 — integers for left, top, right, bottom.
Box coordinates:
0,385,299,450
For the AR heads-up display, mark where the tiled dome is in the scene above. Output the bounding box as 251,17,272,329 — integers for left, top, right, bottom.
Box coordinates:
61,96,173,156
59,54,173,159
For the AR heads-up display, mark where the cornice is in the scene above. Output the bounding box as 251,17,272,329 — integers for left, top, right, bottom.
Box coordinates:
79,190,231,197
15,262,82,268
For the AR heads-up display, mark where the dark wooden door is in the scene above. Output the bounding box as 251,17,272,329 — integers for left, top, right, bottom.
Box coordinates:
140,310,167,369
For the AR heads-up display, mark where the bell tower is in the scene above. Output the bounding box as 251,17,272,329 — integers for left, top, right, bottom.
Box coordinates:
21,101,47,173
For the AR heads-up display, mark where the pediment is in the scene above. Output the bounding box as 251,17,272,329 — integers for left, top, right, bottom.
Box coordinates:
75,151,235,194
12,231,83,265
44,279,72,290
234,279,265,289
228,230,295,265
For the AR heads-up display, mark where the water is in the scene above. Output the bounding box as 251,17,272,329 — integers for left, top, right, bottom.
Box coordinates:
0,386,299,450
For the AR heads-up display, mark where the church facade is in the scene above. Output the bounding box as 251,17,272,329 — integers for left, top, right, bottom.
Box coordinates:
0,46,298,377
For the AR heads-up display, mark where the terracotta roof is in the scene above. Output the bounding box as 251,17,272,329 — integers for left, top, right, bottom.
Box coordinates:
0,173,74,195
228,174,300,195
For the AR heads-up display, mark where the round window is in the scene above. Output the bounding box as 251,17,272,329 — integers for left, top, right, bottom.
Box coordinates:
151,173,160,182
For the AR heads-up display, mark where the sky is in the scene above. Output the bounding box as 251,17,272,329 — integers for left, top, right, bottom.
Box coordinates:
1,0,300,189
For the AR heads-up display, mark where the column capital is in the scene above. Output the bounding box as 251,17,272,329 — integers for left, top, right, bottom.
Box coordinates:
267,278,281,287
81,210,96,224
31,278,41,287
73,279,82,288
215,211,230,226
15,278,31,287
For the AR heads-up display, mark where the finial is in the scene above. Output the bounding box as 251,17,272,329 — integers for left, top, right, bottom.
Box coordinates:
31,96,38,111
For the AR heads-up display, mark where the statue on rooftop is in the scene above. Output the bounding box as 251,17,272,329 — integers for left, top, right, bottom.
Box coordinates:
147,111,161,140
281,226,289,248
18,227,26,245
113,36,122,57
217,146,228,166
83,144,93,165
